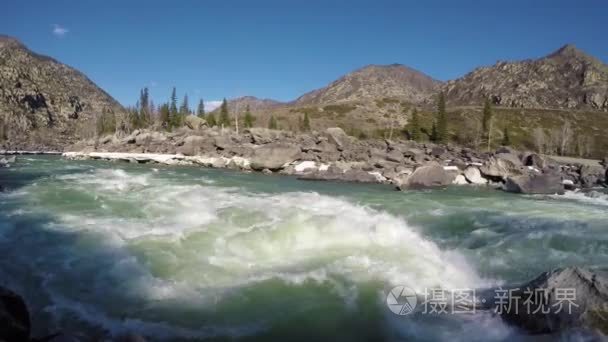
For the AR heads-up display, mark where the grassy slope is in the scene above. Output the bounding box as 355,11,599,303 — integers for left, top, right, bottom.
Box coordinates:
237,97,608,159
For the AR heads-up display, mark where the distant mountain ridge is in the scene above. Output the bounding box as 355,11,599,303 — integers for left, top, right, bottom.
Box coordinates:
228,45,607,112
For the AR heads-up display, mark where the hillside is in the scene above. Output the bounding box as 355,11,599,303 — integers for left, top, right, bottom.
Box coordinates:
294,64,442,106
0,35,125,148
445,44,608,111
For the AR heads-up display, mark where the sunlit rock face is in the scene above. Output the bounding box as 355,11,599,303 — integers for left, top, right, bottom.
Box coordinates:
445,44,608,111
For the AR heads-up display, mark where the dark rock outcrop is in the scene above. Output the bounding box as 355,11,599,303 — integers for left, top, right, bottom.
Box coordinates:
501,267,608,335
0,286,30,342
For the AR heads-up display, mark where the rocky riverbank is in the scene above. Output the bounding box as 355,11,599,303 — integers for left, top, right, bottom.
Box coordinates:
63,126,608,194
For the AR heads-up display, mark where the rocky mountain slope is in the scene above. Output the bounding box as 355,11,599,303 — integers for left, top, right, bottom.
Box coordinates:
0,35,124,148
293,64,442,105
445,44,608,111
222,96,284,113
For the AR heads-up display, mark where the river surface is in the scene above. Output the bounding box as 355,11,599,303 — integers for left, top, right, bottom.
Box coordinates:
1,156,607,341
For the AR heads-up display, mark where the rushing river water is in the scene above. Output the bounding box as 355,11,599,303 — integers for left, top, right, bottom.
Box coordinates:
1,156,607,341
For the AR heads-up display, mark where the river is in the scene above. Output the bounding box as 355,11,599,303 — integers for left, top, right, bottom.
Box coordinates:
1,156,607,341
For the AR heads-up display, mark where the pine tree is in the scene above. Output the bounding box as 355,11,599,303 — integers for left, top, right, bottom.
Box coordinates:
502,127,511,146
197,99,205,118
170,87,178,117
409,108,421,141
206,112,217,127
436,92,447,143
139,87,150,126
243,105,254,128
180,94,189,116
219,98,230,127
302,112,311,131
268,115,278,130
159,103,171,130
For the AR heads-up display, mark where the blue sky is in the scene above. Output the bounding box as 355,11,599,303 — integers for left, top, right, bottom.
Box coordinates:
1,0,607,109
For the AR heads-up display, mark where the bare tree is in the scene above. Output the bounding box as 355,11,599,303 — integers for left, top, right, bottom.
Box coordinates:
558,120,573,156
532,127,546,154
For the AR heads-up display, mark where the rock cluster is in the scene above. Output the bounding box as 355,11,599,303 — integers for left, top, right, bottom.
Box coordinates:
64,126,608,194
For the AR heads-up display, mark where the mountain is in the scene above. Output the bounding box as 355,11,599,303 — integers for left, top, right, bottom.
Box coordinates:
294,64,442,106
445,44,608,111
0,35,124,147
223,96,284,113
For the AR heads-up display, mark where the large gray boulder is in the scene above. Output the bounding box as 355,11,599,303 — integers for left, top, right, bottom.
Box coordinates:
501,267,608,335
0,286,30,342
463,166,488,185
579,165,606,188
135,131,166,146
324,127,350,150
250,144,301,171
480,153,525,180
402,162,456,189
177,135,210,156
184,115,207,130
504,173,564,194
247,128,276,145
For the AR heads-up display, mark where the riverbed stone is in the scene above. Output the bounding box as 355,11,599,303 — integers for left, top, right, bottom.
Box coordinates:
463,166,488,185
250,144,301,171
403,162,456,189
504,173,564,194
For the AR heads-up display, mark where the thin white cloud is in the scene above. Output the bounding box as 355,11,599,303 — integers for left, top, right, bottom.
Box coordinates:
205,100,222,111
149,81,158,87
52,24,69,37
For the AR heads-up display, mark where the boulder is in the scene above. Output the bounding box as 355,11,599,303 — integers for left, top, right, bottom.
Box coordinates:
250,144,301,171
524,153,558,170
247,128,275,145
0,286,30,342
579,165,606,188
135,132,166,146
124,130,141,144
501,267,608,335
463,166,488,185
453,174,468,185
184,115,207,130
177,136,208,156
213,135,233,150
480,153,525,180
402,162,456,189
430,146,447,158
324,127,349,150
504,173,564,195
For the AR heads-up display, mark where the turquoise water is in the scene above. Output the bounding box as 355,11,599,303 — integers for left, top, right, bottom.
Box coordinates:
1,156,607,341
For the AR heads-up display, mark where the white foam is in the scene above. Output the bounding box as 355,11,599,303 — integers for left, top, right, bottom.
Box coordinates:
552,190,608,207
